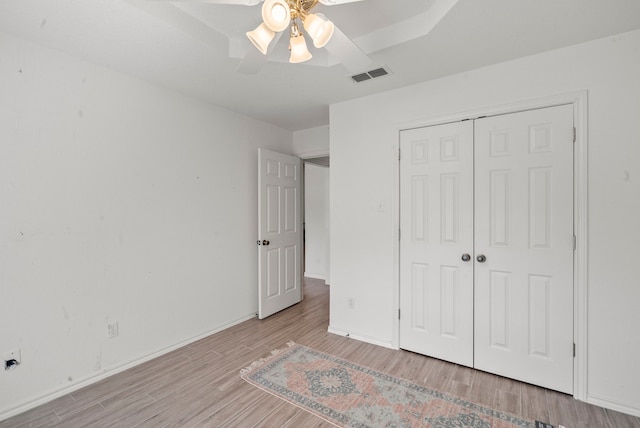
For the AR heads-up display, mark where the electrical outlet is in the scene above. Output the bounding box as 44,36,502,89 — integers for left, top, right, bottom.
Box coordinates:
347,298,355,309
4,349,21,371
107,322,119,338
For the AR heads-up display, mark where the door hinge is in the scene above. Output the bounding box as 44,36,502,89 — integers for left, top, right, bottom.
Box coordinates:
573,127,576,143
573,343,576,358
573,235,577,251
398,148,401,161
398,309,401,320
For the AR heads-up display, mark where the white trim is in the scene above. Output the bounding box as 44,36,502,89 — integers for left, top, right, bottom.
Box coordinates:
391,136,401,349
0,313,257,422
392,90,588,400
327,326,397,350
304,273,326,280
587,393,640,418
297,149,329,159
572,91,589,402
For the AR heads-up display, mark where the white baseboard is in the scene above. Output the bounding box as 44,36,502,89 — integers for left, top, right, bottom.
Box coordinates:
304,273,326,280
0,313,257,422
587,393,640,418
327,326,397,350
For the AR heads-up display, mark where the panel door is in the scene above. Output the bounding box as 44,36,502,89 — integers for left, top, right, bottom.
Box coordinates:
473,105,574,393
399,121,475,367
258,148,302,319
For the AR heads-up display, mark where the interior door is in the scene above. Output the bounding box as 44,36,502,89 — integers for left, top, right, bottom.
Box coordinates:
473,105,575,393
399,121,475,367
258,148,303,319
399,104,574,393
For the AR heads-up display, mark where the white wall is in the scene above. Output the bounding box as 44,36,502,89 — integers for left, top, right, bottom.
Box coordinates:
0,33,292,418
293,125,329,158
324,167,330,285
304,164,328,280
329,29,640,415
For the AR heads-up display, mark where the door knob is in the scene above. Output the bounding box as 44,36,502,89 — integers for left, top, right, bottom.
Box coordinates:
477,254,486,263
262,240,270,246
461,253,471,262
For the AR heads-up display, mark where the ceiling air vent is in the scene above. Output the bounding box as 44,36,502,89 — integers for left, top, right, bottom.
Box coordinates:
351,73,371,83
350,66,391,84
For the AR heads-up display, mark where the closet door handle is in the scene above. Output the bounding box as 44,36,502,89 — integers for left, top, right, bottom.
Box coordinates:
477,254,486,263
461,253,471,262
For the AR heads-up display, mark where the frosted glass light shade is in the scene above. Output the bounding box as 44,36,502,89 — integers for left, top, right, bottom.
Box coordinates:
289,34,312,63
246,23,275,55
303,13,334,48
262,0,291,32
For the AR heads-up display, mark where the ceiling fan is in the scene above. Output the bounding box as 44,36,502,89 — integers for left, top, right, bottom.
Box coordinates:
149,0,372,73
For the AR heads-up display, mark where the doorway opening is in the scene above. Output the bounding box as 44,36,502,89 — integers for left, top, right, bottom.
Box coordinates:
303,157,330,285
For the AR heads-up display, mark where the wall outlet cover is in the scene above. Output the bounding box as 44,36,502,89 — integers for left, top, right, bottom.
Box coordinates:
107,322,119,338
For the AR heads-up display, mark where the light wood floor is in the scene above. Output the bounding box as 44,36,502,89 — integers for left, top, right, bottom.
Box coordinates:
2,278,639,427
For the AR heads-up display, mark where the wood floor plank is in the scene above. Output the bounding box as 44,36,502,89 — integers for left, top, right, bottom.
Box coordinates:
472,370,502,409
49,403,109,427
252,402,302,427
493,376,522,415
447,365,475,399
391,350,434,384
2,278,639,428
605,408,640,428
191,386,267,427
282,409,337,428
0,394,72,428
57,353,184,417
218,394,286,428
133,388,228,428
572,397,609,427
546,389,581,427
6,411,61,428
521,383,550,423
422,358,454,394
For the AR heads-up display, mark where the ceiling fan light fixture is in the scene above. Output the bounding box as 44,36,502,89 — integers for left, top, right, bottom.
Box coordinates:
303,13,334,48
246,23,275,55
289,33,312,63
262,0,291,32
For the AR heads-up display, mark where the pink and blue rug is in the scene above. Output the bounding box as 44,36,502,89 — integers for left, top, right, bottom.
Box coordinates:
241,342,534,427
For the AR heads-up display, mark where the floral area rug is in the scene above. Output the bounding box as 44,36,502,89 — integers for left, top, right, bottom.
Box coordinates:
240,342,534,427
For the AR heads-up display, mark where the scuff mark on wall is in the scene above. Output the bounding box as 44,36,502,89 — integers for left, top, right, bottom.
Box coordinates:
94,351,102,372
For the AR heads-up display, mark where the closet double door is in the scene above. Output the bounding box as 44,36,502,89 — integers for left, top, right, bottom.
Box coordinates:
399,105,574,394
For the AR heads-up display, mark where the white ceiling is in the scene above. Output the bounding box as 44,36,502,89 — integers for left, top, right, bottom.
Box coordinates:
1,0,640,131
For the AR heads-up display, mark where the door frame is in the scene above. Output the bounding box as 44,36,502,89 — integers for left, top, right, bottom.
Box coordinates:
392,91,588,400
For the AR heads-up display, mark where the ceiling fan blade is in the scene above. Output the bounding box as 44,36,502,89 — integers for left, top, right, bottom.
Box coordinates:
236,45,267,74
124,0,227,50
237,31,283,74
323,22,371,72
148,0,263,4
318,0,365,5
